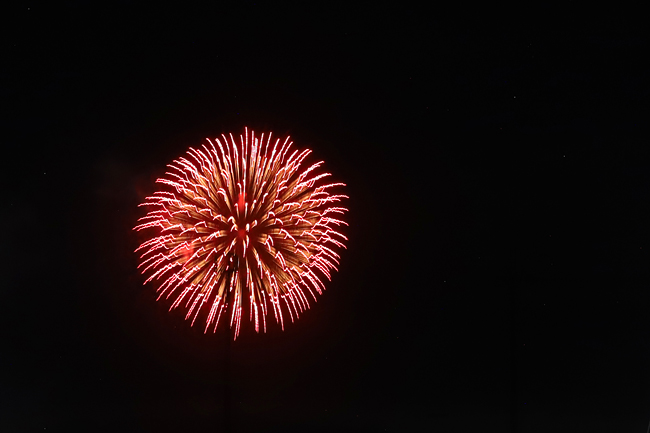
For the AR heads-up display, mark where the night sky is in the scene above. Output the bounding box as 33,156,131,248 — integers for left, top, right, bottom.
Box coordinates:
3,4,650,432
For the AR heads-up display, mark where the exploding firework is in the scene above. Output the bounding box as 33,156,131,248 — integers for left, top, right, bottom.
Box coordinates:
134,128,348,339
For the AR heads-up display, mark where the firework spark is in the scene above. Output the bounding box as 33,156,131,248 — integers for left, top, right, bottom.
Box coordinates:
134,128,348,339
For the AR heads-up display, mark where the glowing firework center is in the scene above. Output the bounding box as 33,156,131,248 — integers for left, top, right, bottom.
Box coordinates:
134,128,348,339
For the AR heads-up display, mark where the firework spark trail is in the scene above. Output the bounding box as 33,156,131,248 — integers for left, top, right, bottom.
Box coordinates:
134,128,348,339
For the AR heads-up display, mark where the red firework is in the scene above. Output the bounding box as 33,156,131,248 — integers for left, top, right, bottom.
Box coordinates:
134,128,348,339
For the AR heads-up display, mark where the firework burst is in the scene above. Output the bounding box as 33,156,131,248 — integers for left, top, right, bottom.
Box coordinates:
134,128,348,339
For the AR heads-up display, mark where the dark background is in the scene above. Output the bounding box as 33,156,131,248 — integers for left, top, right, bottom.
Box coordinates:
2,4,649,432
